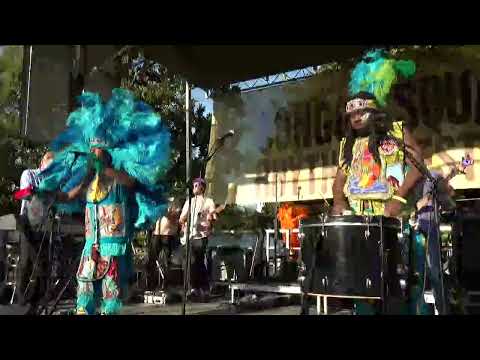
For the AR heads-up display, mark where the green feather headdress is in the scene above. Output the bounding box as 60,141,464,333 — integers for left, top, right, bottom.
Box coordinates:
348,49,416,108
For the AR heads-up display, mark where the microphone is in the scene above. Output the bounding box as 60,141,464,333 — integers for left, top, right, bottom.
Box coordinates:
217,129,235,142
69,151,89,157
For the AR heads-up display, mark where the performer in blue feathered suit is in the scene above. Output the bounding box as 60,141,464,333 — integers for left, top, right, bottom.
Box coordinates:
39,89,171,315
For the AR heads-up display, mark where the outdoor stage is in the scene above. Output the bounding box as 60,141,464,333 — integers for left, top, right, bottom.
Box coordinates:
121,301,303,315
44,291,353,315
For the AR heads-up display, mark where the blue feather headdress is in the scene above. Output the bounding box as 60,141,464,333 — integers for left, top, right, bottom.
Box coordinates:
39,88,172,230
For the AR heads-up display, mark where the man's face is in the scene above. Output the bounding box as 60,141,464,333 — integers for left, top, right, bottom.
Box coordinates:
168,203,181,217
91,147,103,159
91,148,110,165
193,182,205,195
40,152,54,171
349,110,371,130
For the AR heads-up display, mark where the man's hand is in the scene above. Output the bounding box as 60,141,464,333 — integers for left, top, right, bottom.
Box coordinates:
103,168,115,178
384,199,403,218
207,212,217,222
103,168,135,188
179,215,186,226
331,202,348,216
416,196,430,211
332,169,348,216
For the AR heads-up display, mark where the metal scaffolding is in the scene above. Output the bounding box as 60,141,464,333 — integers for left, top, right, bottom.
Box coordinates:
232,66,319,92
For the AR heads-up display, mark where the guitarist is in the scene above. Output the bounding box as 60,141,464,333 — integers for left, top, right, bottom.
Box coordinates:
179,178,217,301
414,157,472,314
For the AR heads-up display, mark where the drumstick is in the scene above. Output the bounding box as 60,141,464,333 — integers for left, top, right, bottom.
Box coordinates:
317,188,331,209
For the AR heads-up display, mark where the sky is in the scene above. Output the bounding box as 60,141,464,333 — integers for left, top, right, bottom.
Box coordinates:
192,87,213,115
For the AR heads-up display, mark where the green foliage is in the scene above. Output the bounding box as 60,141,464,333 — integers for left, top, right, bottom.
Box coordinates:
0,46,23,136
0,46,46,216
121,51,212,199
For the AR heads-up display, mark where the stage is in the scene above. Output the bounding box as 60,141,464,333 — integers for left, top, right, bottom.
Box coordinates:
119,300,352,316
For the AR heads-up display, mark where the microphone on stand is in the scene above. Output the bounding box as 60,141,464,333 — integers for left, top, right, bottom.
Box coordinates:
69,151,88,156
217,129,235,142
205,130,236,163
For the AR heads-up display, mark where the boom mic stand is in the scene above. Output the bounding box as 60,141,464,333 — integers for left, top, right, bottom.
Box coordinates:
395,139,447,315
182,134,232,314
35,205,60,315
200,135,231,179
35,152,85,315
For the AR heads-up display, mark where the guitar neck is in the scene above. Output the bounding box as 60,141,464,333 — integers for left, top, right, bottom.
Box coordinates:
445,169,458,183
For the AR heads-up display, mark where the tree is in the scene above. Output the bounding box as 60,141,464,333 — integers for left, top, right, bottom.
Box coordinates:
0,46,23,134
0,46,46,215
121,52,212,199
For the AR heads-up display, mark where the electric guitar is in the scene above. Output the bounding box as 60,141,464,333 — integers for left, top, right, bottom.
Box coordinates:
444,154,474,183
416,154,474,211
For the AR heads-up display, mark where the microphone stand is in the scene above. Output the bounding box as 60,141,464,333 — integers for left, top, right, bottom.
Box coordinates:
394,139,447,315
36,205,60,315
181,134,231,313
36,152,83,315
202,134,232,275
200,136,231,179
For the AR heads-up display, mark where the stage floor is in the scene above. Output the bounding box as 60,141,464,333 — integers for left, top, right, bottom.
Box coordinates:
119,297,353,315
120,302,309,315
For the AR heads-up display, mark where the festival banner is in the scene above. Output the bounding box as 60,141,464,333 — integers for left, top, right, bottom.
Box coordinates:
207,47,480,206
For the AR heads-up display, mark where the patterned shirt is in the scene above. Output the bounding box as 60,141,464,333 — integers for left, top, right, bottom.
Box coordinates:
338,121,406,216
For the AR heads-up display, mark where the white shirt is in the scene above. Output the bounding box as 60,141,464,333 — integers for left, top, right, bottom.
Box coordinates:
19,169,41,216
180,195,216,243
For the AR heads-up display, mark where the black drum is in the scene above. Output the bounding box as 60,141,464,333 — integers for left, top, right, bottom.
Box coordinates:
300,215,402,298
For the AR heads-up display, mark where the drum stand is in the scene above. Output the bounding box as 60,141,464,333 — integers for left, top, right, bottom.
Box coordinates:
299,216,322,315
299,246,316,315
26,207,78,315
45,250,81,315
424,181,447,315
33,207,60,315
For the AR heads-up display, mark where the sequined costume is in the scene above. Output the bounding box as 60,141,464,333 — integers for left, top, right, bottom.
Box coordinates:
339,121,406,216
39,89,171,314
336,49,419,315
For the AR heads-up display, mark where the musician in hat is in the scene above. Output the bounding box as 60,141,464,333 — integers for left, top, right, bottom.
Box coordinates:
411,156,467,315
179,177,217,300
